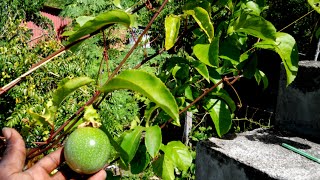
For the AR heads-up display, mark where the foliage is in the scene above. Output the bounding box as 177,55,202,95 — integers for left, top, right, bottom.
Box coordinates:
158,0,298,140
0,0,302,180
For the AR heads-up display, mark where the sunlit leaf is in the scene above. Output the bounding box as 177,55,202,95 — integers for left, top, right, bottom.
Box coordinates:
193,61,210,82
76,16,95,27
254,32,298,85
165,15,181,50
229,12,276,40
193,41,219,67
83,105,100,122
204,99,232,137
145,125,162,158
120,126,144,163
69,10,131,43
308,0,320,14
246,1,261,15
100,70,180,126
161,141,192,172
185,86,194,101
52,77,94,107
185,7,214,42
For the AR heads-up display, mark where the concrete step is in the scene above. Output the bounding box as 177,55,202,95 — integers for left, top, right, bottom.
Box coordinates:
196,128,320,180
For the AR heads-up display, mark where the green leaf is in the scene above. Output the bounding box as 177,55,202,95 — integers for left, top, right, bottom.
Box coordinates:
204,99,232,137
76,16,95,27
254,32,298,85
52,77,94,107
230,12,277,40
210,89,236,113
246,1,261,15
165,15,181,50
145,126,162,158
130,145,150,174
120,126,144,163
29,110,51,127
219,38,240,64
193,41,219,67
100,127,129,163
254,70,269,90
113,0,122,9
185,7,214,42
144,103,159,127
308,0,320,14
69,10,131,43
100,70,180,126
161,141,192,172
185,86,194,101
193,61,210,82
152,155,175,180
83,105,100,122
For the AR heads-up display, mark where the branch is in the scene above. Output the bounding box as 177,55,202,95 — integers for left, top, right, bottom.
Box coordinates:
160,75,243,128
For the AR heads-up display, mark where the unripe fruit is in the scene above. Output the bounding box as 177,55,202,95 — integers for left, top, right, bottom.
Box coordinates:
64,127,111,174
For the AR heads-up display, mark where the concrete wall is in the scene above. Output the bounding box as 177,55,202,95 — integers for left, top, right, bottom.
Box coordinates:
275,61,320,139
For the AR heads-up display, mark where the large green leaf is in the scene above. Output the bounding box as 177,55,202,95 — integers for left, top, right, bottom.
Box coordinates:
100,70,180,126
193,41,219,67
120,126,144,163
161,141,192,172
185,7,214,42
69,10,131,43
165,15,181,50
254,32,298,85
204,99,232,137
152,155,175,180
145,126,162,158
229,12,276,40
130,145,150,174
308,0,320,14
52,77,94,107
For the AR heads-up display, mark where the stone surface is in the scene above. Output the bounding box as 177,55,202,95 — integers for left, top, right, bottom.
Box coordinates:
196,128,320,180
275,61,320,139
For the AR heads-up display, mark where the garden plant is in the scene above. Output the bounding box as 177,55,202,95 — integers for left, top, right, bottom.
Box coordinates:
2,0,318,179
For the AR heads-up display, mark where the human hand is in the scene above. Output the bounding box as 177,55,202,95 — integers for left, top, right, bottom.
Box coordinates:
0,128,107,180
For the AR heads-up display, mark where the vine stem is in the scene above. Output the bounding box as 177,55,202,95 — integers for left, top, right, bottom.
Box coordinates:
279,10,315,32
105,0,170,84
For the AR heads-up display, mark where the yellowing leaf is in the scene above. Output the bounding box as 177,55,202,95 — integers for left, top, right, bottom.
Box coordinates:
165,15,181,50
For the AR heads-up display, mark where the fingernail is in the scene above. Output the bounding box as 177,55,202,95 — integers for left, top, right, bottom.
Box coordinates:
2,128,12,140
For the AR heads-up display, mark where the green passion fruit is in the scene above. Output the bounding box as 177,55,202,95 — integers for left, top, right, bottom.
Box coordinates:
64,127,111,174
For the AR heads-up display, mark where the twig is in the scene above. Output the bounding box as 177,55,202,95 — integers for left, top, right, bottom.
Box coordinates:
160,75,243,128
279,10,315,32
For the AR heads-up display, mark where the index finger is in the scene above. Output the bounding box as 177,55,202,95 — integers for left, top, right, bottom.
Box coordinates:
29,147,64,174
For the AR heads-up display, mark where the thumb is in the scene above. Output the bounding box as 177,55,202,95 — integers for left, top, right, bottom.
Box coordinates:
0,128,26,173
